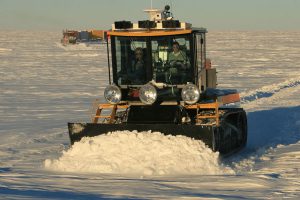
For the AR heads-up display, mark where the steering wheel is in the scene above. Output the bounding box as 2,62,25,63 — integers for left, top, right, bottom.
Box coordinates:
169,60,186,70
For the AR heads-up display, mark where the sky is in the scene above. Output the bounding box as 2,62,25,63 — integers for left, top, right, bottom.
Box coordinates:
0,0,299,31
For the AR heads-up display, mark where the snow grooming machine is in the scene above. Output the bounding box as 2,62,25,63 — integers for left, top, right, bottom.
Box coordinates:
68,6,247,155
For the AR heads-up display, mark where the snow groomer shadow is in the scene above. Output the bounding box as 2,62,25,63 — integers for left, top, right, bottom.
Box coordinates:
244,106,300,153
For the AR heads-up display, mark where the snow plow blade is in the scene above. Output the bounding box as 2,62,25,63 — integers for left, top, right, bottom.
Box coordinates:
68,123,215,148
68,106,247,155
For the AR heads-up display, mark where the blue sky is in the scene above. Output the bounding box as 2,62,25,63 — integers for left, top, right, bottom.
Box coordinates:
0,0,299,31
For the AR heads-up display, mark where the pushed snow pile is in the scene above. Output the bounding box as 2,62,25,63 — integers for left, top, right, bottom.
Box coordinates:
44,131,234,176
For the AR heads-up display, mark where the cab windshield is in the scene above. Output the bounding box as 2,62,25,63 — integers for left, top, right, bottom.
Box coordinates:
113,34,193,85
151,35,192,84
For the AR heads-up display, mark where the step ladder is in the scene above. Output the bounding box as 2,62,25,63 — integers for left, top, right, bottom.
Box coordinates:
92,103,129,124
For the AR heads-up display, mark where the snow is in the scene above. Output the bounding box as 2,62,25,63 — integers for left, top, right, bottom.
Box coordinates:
0,30,300,199
0,48,13,53
45,131,234,176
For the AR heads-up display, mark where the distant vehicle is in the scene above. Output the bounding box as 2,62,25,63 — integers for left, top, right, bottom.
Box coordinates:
61,29,107,46
68,5,247,156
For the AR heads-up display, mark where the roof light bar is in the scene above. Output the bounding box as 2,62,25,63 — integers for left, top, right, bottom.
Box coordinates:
162,20,180,28
138,20,157,29
114,21,133,29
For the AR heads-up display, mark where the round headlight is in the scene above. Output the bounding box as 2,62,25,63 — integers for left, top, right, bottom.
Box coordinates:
139,84,157,105
181,83,200,104
104,85,122,104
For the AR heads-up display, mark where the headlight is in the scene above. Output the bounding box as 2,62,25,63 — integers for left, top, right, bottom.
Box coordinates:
139,84,157,105
181,83,200,104
104,85,122,104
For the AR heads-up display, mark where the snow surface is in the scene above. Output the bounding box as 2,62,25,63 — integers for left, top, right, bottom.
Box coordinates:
0,30,300,199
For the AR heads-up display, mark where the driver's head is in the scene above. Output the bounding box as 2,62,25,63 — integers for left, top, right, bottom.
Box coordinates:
172,42,180,53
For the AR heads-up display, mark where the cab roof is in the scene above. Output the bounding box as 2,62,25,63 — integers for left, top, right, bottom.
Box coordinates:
108,24,207,37
108,6,207,37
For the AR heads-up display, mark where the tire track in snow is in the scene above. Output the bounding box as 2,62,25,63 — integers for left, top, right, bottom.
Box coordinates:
240,77,300,147
240,78,300,104
228,78,300,174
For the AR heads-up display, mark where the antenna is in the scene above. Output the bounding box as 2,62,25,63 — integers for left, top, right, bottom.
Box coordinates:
151,0,153,9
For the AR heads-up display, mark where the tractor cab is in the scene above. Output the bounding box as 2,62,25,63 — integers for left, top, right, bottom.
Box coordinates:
106,7,215,105
112,30,202,86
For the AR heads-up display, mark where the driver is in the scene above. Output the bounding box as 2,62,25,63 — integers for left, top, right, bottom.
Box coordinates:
133,47,146,79
168,42,187,69
117,47,146,84
166,42,191,83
